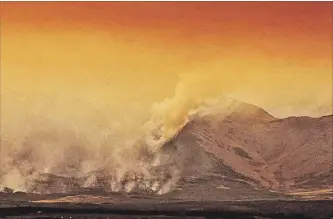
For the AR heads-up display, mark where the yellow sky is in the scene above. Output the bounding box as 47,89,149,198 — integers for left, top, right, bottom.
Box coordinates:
1,2,332,123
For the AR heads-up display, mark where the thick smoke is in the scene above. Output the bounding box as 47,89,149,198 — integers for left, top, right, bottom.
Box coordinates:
0,72,238,195
0,114,181,194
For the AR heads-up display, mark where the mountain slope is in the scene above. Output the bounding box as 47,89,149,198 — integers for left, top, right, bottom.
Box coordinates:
161,101,332,194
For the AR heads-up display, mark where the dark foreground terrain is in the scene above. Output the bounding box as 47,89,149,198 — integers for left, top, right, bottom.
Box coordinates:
1,191,333,219
1,200,333,219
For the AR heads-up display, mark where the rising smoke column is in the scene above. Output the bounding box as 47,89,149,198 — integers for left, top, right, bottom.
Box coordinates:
0,71,238,194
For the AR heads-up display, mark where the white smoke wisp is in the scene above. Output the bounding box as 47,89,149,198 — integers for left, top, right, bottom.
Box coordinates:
143,78,213,153
141,72,241,153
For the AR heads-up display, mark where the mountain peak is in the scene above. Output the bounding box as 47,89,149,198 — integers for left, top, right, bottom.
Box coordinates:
190,96,275,122
228,101,276,122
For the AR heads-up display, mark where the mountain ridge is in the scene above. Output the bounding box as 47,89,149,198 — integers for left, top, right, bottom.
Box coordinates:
160,100,332,196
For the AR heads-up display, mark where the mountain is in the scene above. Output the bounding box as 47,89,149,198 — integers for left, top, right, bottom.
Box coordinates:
159,100,332,200
1,99,331,201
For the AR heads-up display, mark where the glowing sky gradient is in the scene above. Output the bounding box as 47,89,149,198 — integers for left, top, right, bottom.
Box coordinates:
1,2,332,120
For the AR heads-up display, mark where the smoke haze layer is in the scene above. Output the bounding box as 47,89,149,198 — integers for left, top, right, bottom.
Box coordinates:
1,65,332,194
0,73,235,194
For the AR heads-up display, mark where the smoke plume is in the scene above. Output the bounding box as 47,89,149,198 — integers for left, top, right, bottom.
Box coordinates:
0,71,237,195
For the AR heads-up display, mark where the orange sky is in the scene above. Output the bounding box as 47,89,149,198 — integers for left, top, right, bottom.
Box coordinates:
3,2,332,58
0,2,332,121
